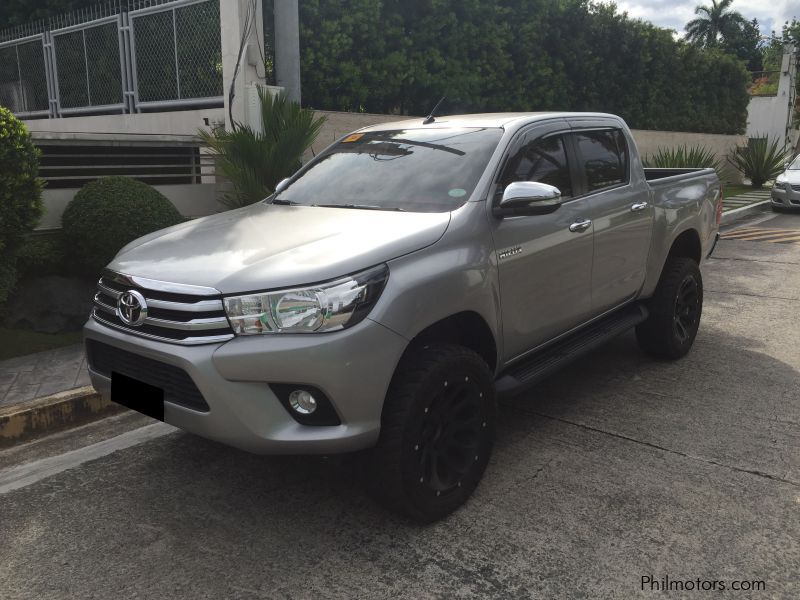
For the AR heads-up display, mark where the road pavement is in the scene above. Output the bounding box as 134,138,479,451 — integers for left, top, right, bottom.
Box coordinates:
1,207,799,599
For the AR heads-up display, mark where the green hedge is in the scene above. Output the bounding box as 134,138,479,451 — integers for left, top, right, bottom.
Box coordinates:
0,106,43,304
61,176,184,275
298,0,750,134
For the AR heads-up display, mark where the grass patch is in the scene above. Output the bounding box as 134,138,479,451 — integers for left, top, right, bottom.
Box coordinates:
0,328,83,361
723,185,759,199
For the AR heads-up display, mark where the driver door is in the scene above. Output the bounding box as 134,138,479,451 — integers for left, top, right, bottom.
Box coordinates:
490,121,595,362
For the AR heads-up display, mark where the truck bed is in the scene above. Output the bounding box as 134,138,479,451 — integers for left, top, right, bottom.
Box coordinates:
643,167,715,183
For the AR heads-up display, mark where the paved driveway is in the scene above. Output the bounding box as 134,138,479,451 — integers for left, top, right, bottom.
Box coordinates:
1,210,798,599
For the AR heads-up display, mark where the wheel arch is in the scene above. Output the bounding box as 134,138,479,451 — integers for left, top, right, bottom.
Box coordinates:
667,228,702,264
398,311,498,373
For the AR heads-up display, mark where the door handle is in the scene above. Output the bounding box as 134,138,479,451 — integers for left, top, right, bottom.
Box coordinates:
630,201,649,212
569,219,592,233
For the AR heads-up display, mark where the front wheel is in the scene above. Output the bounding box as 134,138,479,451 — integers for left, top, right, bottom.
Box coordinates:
371,343,496,522
636,257,703,359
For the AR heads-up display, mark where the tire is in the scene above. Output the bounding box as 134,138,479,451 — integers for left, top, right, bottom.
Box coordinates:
636,257,703,360
371,343,496,522
771,204,785,213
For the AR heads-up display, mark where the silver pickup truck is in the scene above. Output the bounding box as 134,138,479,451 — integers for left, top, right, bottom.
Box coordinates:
85,112,721,521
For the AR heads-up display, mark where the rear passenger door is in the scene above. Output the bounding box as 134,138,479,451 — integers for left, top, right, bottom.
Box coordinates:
567,124,653,314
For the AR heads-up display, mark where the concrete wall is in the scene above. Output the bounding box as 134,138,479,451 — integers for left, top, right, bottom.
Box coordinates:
746,47,796,147
24,108,224,141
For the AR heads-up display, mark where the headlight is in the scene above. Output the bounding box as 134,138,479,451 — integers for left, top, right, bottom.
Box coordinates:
774,181,786,190
223,264,389,334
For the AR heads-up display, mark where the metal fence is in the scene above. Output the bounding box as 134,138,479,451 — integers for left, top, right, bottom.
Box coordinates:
0,0,222,118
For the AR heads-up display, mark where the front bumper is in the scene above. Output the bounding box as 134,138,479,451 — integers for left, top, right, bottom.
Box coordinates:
84,316,408,454
771,187,800,209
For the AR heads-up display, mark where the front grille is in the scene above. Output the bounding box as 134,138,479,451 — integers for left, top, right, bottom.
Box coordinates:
87,340,209,412
92,271,234,345
791,185,800,192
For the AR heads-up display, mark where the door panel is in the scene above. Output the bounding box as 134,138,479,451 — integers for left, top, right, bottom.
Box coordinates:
491,120,594,361
568,126,653,313
586,187,652,312
493,200,594,359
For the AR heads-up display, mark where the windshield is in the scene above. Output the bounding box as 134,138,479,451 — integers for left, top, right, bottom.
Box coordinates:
274,127,503,212
789,155,800,170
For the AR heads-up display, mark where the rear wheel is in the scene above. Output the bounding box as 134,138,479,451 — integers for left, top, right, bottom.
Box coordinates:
636,257,703,359
371,343,496,522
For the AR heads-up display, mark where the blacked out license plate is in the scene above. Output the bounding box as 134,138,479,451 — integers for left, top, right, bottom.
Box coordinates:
111,372,165,421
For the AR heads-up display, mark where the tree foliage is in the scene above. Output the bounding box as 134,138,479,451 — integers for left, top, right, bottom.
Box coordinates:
0,0,88,28
199,89,326,208
0,106,43,304
685,1,762,72
298,0,750,134
2,0,752,135
685,0,744,47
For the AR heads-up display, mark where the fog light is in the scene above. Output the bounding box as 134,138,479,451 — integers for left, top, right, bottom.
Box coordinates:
289,389,317,414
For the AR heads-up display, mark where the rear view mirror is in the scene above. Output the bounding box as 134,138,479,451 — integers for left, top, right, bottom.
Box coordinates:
494,181,562,217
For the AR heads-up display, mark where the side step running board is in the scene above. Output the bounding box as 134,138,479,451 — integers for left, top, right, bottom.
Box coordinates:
495,303,648,396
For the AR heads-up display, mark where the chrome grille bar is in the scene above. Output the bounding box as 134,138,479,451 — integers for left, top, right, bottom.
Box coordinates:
92,272,234,345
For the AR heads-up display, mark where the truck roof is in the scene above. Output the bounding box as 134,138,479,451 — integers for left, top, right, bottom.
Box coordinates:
359,112,621,131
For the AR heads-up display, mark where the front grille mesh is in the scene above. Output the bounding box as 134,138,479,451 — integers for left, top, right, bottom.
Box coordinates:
92,272,234,345
86,340,209,412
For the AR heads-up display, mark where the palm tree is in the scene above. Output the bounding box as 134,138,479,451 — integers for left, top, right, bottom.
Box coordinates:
199,89,326,209
685,0,746,47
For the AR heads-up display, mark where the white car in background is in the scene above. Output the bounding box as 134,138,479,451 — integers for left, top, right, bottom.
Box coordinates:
772,157,800,211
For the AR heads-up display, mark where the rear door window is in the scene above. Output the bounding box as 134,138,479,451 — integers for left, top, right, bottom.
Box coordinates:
572,129,628,192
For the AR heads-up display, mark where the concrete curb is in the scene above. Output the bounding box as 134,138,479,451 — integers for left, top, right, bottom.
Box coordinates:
0,386,125,448
720,200,771,224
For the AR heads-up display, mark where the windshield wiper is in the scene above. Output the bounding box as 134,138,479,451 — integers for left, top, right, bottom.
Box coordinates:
312,203,406,212
271,198,299,205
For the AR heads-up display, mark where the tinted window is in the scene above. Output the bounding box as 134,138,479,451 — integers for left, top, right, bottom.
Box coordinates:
573,129,628,192
275,128,503,213
497,134,572,198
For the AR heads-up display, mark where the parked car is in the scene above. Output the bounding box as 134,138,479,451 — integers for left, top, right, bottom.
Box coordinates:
771,156,800,211
84,112,721,521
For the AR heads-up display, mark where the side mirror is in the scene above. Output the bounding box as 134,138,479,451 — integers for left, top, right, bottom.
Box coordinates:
275,177,291,193
493,181,562,217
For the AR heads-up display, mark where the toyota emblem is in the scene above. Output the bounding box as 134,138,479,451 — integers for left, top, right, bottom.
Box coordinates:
117,290,148,326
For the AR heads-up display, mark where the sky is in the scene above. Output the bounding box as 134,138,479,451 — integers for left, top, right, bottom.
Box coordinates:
614,0,800,39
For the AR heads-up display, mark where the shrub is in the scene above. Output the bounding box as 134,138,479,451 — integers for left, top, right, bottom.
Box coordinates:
199,89,326,208
728,137,793,188
643,145,721,173
16,231,71,279
0,106,44,304
61,176,183,274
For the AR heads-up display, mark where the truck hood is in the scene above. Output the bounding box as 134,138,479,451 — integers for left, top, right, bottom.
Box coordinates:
109,203,451,293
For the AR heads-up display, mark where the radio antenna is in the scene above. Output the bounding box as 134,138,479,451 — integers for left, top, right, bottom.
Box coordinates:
422,96,446,124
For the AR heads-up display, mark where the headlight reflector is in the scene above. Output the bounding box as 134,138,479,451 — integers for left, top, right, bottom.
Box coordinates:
223,264,389,334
